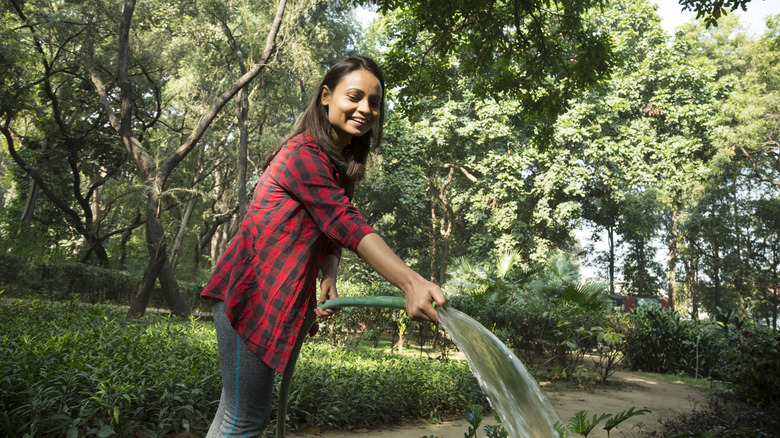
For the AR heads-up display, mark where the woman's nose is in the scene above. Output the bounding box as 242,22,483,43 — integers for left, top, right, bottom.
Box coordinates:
357,98,370,113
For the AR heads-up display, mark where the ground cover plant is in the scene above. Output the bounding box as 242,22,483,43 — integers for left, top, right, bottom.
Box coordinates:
0,298,485,437
665,400,780,438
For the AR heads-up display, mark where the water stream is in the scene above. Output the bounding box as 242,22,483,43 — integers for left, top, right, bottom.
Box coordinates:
438,307,561,438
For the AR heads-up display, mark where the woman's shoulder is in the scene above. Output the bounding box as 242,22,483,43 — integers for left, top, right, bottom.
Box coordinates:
283,131,329,159
276,131,334,169
286,131,317,149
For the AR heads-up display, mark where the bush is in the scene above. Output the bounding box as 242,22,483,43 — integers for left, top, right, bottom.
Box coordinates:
316,280,405,349
623,306,721,378
0,299,220,437
446,295,613,381
0,253,208,311
714,326,780,406
665,400,780,437
0,299,485,437
287,343,484,428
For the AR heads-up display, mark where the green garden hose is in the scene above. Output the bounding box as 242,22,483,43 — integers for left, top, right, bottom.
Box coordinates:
276,296,406,438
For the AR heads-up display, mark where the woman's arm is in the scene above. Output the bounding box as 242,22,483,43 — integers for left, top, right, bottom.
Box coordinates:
356,233,446,322
315,254,340,318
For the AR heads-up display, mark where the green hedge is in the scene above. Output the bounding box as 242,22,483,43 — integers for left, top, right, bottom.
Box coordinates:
715,327,780,406
623,306,721,378
0,299,485,437
0,253,206,311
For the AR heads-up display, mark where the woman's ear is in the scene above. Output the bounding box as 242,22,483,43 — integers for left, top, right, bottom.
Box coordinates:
320,86,332,106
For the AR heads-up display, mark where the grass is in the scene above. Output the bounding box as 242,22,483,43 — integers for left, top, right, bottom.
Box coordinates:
632,371,712,391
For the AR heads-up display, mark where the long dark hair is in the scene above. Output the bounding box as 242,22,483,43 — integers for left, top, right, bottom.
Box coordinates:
263,56,385,193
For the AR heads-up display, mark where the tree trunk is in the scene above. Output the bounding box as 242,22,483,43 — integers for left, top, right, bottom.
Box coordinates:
78,236,110,264
170,194,198,271
237,87,249,219
607,225,615,295
20,179,41,223
127,190,191,318
684,254,699,320
429,191,437,282
219,16,251,220
667,208,678,309
637,237,646,295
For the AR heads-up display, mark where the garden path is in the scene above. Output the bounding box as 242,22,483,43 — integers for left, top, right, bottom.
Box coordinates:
287,370,710,438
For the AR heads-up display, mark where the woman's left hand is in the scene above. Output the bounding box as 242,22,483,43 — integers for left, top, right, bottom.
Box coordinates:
314,277,340,318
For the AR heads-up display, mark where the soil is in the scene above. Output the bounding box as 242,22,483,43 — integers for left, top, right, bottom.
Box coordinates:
286,370,709,438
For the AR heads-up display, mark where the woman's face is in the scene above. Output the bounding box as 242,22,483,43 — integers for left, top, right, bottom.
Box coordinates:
321,68,382,150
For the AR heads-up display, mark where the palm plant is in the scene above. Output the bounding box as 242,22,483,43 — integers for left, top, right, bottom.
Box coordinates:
444,250,530,305
521,252,611,312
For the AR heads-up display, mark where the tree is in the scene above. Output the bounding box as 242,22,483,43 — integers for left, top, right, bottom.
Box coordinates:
87,0,288,317
1,0,144,263
717,16,780,189
557,0,721,303
678,0,754,28
365,0,615,143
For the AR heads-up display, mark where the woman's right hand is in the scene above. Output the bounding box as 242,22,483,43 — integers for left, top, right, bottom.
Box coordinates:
404,277,446,323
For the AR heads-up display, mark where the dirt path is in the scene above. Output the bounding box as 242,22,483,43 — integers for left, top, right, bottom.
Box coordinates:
287,371,709,438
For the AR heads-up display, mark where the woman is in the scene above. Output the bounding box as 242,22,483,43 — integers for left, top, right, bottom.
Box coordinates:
201,56,446,437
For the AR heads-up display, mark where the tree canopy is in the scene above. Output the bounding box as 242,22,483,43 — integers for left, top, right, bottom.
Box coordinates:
1,0,778,325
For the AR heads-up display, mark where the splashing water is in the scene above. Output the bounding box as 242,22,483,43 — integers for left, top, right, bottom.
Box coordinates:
438,307,561,438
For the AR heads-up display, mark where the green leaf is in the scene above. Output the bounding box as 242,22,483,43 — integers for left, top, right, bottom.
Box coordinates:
96,424,115,438
603,407,650,431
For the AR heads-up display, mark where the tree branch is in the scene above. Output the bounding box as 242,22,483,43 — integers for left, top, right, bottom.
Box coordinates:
159,0,288,181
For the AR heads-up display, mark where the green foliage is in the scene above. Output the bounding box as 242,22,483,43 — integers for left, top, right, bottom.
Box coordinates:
624,303,780,406
666,399,780,438
521,252,612,312
371,0,615,142
623,306,721,378
568,411,612,437
0,299,484,436
463,404,484,438
452,405,648,438
445,251,531,305
448,295,610,383
591,319,628,383
0,299,220,437
603,407,650,436
0,253,208,311
714,326,780,406
564,407,649,438
287,343,484,428
677,0,753,28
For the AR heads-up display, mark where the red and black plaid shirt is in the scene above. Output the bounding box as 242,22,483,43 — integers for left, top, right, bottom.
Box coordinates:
202,132,375,372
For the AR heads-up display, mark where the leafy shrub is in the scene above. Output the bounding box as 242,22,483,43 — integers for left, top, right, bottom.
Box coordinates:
0,299,486,437
665,400,780,437
287,343,485,428
713,326,780,406
623,306,721,378
0,299,220,437
0,253,208,311
446,295,612,382
317,280,405,348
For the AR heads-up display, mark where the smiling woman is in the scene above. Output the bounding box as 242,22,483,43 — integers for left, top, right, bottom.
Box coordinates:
199,56,446,438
